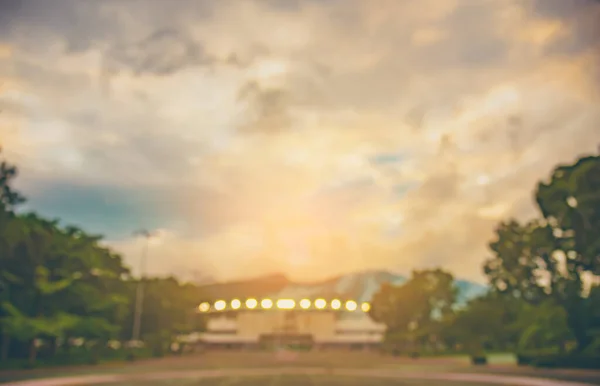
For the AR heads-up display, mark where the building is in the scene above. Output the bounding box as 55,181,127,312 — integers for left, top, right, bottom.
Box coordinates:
196,297,385,350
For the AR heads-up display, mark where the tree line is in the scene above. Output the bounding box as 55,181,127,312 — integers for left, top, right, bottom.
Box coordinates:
1,147,599,369
369,153,600,367
0,150,204,367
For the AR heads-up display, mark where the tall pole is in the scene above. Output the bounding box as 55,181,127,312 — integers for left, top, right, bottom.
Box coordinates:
132,230,152,342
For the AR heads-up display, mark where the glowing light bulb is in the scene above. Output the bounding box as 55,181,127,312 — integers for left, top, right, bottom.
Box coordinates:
261,299,273,309
277,299,295,309
331,299,341,310
214,300,226,311
246,298,258,309
231,299,241,309
314,298,326,309
345,300,357,311
300,299,311,309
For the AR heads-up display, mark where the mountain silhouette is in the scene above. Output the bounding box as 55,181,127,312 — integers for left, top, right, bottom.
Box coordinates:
199,269,487,307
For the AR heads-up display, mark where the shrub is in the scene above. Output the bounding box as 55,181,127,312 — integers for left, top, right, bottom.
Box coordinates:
516,353,533,366
516,348,560,366
532,354,600,369
470,355,487,365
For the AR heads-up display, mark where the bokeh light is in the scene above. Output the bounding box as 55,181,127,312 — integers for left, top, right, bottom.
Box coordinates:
345,300,357,311
315,298,327,309
214,300,226,311
261,298,273,309
299,299,311,309
276,299,295,309
331,299,341,310
246,298,258,309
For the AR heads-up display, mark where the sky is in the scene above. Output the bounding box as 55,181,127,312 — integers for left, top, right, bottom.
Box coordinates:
0,0,599,284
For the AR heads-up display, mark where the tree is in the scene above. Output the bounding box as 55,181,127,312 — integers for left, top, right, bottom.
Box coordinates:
484,154,600,351
536,155,600,276
514,299,573,354
369,269,458,352
0,147,25,214
444,292,523,352
0,149,207,365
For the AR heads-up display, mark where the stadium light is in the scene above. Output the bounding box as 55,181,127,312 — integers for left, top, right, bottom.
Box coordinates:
214,300,226,311
246,298,258,309
299,299,311,309
276,299,295,309
198,302,210,313
314,298,326,309
331,299,341,310
261,299,273,309
345,300,357,311
231,299,241,310
361,302,371,312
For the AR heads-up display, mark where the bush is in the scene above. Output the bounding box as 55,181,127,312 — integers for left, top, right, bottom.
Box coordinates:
470,355,487,365
516,353,533,366
516,348,560,366
531,354,600,369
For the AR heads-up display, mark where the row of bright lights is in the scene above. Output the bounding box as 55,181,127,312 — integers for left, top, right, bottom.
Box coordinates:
198,299,371,313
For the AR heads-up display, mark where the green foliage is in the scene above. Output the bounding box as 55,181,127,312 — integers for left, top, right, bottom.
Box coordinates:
530,353,600,369
0,148,25,213
514,300,573,352
536,156,600,276
2,146,599,370
370,268,457,352
484,154,600,354
0,151,205,366
371,153,600,367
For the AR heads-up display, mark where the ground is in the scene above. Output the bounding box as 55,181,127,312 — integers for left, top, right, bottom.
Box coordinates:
1,351,599,385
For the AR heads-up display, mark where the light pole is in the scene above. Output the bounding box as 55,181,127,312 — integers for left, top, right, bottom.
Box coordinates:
131,229,154,342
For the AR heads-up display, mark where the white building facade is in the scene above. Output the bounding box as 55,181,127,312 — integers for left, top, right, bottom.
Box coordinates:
197,298,385,349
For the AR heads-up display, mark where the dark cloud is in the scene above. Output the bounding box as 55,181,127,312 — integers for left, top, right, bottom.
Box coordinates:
104,29,217,76
530,0,598,19
416,2,510,69
237,81,291,133
263,0,344,11
530,0,600,59
405,106,427,130
12,59,96,93
0,0,121,51
0,0,228,77
274,1,512,114
0,98,27,116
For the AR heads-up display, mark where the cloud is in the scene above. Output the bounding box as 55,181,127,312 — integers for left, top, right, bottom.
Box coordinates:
104,29,218,76
237,81,292,133
1,0,599,282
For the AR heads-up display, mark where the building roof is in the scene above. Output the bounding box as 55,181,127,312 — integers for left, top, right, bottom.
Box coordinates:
336,317,385,332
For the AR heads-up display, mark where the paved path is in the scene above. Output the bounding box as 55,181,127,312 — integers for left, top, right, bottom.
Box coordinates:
2,367,598,386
